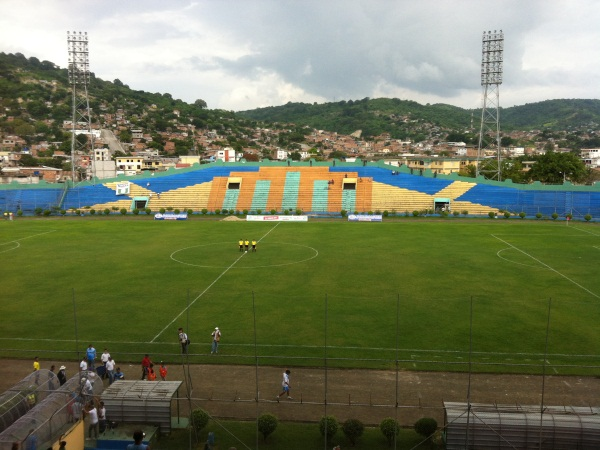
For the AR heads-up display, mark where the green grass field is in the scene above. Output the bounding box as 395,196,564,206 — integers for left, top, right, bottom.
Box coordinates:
1,217,599,375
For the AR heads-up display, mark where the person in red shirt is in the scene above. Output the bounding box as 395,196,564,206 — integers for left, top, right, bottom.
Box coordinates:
159,362,168,381
141,354,152,380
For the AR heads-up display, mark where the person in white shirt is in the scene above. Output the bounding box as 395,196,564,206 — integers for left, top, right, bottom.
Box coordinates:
85,402,99,439
80,357,88,373
101,348,111,365
178,327,189,354
277,369,293,400
105,357,116,384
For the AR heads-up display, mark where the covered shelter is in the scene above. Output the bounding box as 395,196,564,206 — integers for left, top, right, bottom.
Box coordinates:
444,402,600,449
101,380,183,434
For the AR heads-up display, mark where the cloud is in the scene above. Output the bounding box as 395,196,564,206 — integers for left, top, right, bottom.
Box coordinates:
1,0,599,111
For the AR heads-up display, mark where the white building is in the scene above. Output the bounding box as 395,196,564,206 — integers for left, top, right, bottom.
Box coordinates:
581,148,600,168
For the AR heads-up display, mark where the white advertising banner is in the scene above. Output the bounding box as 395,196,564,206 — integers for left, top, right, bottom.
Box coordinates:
115,182,130,196
348,214,383,222
246,215,308,222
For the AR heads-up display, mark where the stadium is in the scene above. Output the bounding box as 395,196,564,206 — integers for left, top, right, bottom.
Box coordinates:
1,161,599,449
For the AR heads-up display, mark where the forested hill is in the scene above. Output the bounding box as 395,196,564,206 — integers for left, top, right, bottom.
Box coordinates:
238,98,600,138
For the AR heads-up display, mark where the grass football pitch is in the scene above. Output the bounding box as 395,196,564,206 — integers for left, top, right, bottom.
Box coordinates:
1,217,599,375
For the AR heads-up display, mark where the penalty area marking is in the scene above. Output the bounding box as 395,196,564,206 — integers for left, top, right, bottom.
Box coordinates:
0,230,57,254
170,242,319,268
492,234,600,299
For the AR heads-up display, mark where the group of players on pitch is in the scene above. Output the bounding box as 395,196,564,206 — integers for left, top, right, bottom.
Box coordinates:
238,238,257,253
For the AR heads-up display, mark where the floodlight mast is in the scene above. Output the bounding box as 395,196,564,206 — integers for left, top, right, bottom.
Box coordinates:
476,30,504,180
67,31,94,185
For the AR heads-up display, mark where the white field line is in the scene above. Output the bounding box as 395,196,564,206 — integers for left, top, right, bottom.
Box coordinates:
492,234,600,299
570,226,600,237
2,337,596,358
0,229,56,245
150,222,281,342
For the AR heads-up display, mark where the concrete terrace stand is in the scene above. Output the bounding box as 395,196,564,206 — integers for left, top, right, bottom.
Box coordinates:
100,380,183,434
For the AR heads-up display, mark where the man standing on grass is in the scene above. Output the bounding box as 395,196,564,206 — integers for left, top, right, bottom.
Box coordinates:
211,327,221,354
239,238,244,252
252,239,257,252
178,327,189,354
277,369,293,400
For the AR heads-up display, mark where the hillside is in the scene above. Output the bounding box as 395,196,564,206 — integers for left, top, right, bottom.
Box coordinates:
238,98,600,139
1,50,600,156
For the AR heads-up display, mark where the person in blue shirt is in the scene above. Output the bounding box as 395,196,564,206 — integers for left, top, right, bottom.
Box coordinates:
86,344,97,370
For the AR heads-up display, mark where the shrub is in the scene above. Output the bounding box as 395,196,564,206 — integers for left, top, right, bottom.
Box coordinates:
89,209,95,215
566,213,573,220
34,207,43,216
368,211,374,215
190,408,209,433
283,209,290,215
229,209,235,215
440,211,449,218
342,418,364,446
257,413,278,442
214,209,221,215
60,210,67,216
536,212,542,219
202,208,208,215
519,211,526,219
75,209,81,216
585,214,592,222
43,209,51,216
552,212,559,220
166,206,174,211
383,210,389,217
112,206,119,211
145,208,152,215
319,415,339,442
187,209,193,215
503,211,511,219
256,209,262,215
160,208,166,214
414,417,438,440
412,210,419,217
243,209,249,215
453,210,460,216
340,209,347,217
380,418,400,446
488,211,496,219
295,208,302,215
174,209,180,214
17,210,23,217
103,208,110,215
133,208,140,215
461,210,468,216
120,208,127,215
270,209,276,215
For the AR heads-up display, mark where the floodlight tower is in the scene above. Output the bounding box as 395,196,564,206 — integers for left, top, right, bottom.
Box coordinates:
67,31,93,184
476,30,504,180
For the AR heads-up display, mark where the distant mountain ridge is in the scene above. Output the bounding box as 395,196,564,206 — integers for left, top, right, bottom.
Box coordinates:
238,98,600,139
1,51,600,144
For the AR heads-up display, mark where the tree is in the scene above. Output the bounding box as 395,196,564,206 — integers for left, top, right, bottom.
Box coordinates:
319,415,339,442
194,99,207,109
380,418,399,447
257,413,278,442
190,408,209,433
526,150,589,184
414,417,437,441
342,418,364,446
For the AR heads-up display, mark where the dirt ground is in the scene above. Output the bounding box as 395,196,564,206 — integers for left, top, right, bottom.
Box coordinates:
4,359,598,427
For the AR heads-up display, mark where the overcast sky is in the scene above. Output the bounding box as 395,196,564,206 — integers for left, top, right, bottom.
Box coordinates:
1,0,599,111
